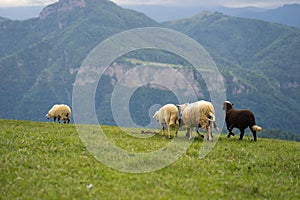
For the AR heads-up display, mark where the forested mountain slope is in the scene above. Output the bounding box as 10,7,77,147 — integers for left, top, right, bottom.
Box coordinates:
0,0,299,134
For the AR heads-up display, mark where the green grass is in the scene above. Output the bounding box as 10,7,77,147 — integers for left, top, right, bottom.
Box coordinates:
0,119,299,199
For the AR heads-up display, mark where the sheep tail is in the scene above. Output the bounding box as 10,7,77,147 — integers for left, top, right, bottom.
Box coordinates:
208,112,215,122
252,125,262,132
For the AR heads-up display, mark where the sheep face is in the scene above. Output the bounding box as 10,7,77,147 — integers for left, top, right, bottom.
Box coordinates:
223,101,233,111
46,112,51,119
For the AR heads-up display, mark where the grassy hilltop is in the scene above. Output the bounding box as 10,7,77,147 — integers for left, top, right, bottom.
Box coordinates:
0,119,299,199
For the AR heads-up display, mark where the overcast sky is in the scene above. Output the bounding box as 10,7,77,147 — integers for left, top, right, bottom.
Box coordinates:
0,0,299,8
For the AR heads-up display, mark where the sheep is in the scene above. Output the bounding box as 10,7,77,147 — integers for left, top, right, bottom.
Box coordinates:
153,104,179,139
46,104,71,124
178,100,218,141
223,101,262,141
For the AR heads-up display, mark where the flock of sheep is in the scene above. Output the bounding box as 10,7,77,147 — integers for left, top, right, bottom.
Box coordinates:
153,100,262,141
46,100,262,141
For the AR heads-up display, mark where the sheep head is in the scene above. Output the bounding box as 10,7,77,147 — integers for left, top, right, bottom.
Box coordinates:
223,101,233,111
177,103,189,113
46,112,52,119
153,111,159,121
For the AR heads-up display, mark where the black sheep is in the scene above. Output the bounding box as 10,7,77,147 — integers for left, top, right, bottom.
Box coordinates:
223,101,262,141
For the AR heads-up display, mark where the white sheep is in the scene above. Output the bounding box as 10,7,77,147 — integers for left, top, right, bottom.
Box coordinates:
46,104,71,124
178,100,218,140
153,104,179,139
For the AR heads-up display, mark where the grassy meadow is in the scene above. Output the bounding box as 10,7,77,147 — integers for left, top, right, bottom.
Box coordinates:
0,119,299,199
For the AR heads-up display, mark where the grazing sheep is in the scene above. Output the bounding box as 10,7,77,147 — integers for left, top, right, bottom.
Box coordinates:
178,100,218,141
223,101,262,141
153,104,179,139
46,104,71,124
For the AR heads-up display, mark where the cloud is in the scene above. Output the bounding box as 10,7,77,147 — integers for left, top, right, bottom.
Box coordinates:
0,0,56,7
0,0,299,8
113,0,300,8
113,0,219,6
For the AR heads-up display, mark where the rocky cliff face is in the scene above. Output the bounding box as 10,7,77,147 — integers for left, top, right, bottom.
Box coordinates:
75,62,206,99
39,0,86,19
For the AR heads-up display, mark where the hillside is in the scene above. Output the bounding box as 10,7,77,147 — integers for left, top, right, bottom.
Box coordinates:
163,12,300,134
0,0,299,135
1,119,299,199
0,0,158,121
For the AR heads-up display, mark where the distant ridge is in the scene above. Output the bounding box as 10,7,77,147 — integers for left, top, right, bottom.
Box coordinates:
124,3,300,28
237,4,300,29
0,16,9,22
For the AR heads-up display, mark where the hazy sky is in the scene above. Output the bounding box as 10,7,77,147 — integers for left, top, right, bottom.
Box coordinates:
0,0,299,8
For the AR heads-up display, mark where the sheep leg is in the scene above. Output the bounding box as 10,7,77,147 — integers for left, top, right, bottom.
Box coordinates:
53,117,57,123
161,124,165,137
252,131,257,141
188,128,192,140
239,129,245,140
185,129,189,137
196,130,204,138
175,120,179,137
167,125,172,139
228,132,235,137
207,126,213,141
213,122,219,133
227,126,235,138
196,124,204,138
250,127,257,141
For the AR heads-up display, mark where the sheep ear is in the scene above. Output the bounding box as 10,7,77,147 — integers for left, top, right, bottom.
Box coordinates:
153,111,157,118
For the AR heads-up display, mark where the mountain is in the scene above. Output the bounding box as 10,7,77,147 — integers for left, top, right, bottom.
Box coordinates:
213,6,267,16
122,5,270,23
163,11,300,133
0,0,158,121
0,1,299,134
124,4,300,29
237,4,300,29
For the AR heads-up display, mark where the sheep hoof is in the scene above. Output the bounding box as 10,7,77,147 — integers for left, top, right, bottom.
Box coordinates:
227,132,235,138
